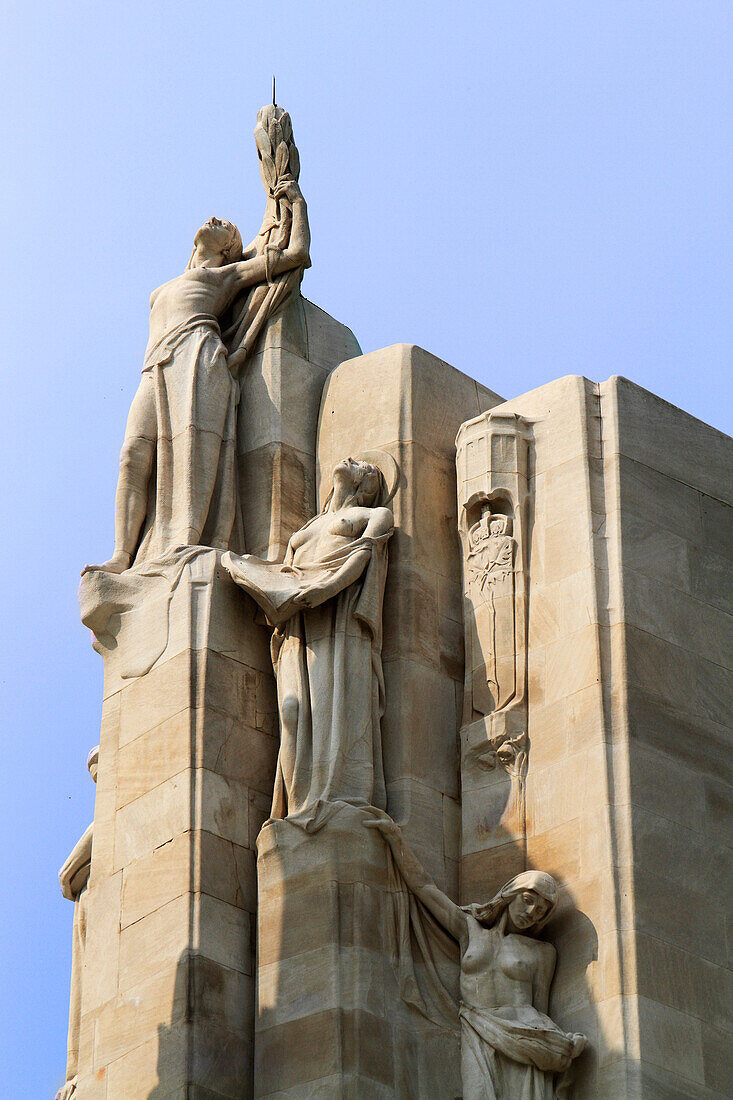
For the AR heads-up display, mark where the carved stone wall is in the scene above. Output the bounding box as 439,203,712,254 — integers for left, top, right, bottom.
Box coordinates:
456,374,732,1098
62,335,731,1099
75,552,275,1096
456,411,532,889
238,294,361,561
318,343,503,892
603,377,731,1098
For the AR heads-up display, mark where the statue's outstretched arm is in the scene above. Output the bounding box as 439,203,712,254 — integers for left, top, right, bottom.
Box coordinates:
364,809,469,947
223,201,309,298
292,547,372,612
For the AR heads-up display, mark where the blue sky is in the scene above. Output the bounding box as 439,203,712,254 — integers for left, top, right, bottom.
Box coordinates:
1,2,731,1095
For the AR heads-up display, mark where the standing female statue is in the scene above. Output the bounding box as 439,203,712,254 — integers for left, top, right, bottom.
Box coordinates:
223,454,396,831
364,811,586,1099
85,192,309,574
85,104,309,574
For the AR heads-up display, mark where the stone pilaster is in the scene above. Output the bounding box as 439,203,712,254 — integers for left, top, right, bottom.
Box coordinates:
76,551,276,1098
238,294,361,561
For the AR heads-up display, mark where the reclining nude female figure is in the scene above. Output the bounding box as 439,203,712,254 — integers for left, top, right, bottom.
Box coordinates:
364,811,586,1100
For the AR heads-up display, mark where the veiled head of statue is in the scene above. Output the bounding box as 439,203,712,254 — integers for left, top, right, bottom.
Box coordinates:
324,451,399,512
189,218,243,268
466,870,559,933
332,457,384,508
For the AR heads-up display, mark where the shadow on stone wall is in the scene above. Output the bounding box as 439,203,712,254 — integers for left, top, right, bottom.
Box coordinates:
147,946,254,1099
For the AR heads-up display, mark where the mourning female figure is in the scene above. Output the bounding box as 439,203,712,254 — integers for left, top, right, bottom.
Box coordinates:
223,454,396,830
365,811,586,1100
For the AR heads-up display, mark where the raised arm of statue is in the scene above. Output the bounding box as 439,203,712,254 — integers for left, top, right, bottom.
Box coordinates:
364,809,470,946
224,184,310,295
225,104,311,372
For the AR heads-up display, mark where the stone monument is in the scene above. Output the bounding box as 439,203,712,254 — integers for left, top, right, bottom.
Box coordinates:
57,103,732,1099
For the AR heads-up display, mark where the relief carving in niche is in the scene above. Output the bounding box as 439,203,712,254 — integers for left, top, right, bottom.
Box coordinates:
456,413,531,853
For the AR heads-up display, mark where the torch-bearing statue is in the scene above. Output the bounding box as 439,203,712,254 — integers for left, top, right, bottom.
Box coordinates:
84,105,310,575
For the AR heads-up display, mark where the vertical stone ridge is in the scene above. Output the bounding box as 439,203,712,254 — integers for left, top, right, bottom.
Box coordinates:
590,378,640,1092
187,581,209,1089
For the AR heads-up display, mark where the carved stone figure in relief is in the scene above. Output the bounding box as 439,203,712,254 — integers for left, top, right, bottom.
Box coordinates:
365,811,586,1100
56,748,98,1100
84,105,310,575
223,453,397,831
466,505,517,714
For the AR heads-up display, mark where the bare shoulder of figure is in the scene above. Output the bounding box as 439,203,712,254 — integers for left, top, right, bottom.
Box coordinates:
464,908,484,934
367,506,394,535
198,265,226,282
150,275,175,307
536,939,557,961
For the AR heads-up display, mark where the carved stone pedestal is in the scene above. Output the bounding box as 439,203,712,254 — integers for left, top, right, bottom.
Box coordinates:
75,551,277,1098
255,804,460,1099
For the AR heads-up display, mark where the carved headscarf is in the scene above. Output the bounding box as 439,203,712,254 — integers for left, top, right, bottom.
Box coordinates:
321,451,399,513
463,870,560,932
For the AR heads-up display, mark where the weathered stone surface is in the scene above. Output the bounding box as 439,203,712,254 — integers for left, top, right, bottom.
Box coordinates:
238,294,361,561
457,373,731,1097
317,343,503,888
255,804,460,1098
74,551,272,1098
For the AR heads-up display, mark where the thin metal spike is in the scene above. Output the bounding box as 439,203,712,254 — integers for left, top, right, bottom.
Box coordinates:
272,75,276,106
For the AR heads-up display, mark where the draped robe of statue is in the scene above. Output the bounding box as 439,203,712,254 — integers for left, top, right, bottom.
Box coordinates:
457,912,576,1100
79,314,244,672
135,314,242,562
224,514,392,832
79,103,309,675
